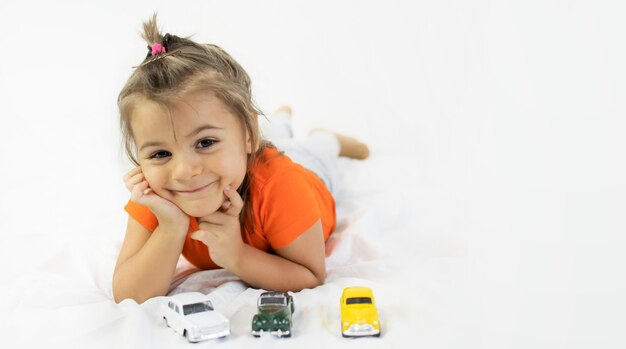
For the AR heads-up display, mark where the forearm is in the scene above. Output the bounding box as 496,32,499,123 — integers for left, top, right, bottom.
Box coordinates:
228,244,325,292
113,227,186,303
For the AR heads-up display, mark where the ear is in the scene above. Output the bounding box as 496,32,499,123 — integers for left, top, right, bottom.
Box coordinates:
245,130,253,154
245,114,260,154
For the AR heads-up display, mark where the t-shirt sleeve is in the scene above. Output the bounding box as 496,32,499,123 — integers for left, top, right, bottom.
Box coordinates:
259,170,321,250
124,200,158,232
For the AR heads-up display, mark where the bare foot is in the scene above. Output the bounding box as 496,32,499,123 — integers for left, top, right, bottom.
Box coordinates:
336,133,370,160
311,128,370,160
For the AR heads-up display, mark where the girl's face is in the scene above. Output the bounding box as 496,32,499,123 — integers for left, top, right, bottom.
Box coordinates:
130,91,251,218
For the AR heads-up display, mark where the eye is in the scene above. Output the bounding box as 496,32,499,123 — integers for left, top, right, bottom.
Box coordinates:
149,150,171,159
197,138,217,149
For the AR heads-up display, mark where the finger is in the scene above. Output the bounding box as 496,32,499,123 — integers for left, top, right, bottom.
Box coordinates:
219,200,231,212
125,172,145,192
123,167,144,191
190,230,216,245
222,185,243,217
198,211,229,227
130,180,150,203
123,166,142,182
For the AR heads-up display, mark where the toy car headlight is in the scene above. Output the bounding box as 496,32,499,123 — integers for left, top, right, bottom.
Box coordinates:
188,328,198,334
187,329,201,340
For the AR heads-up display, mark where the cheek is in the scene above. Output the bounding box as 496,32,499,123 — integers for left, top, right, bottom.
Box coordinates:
215,154,248,185
141,166,167,189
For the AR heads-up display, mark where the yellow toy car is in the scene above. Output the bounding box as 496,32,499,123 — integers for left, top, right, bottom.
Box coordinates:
340,286,381,337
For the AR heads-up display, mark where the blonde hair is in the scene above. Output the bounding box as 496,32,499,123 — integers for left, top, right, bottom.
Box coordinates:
119,14,268,165
118,14,271,223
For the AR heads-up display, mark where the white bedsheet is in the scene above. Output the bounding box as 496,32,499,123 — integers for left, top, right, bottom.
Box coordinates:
5,151,625,348
4,158,474,349
1,1,625,348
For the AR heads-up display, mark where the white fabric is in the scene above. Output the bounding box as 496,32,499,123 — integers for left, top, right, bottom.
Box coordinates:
5,158,438,349
1,1,625,348
260,112,341,195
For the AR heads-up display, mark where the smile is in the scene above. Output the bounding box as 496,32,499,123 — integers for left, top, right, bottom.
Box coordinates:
172,181,217,196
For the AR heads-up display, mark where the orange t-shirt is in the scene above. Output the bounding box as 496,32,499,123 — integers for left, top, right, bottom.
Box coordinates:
124,147,336,269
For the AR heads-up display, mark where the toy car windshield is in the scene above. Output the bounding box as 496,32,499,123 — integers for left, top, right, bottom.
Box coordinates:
260,297,286,306
346,297,372,305
182,301,214,315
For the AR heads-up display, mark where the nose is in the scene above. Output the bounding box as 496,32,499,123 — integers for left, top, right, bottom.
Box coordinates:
171,151,202,181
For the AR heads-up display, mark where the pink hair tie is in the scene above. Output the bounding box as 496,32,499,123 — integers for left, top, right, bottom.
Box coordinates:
150,43,166,56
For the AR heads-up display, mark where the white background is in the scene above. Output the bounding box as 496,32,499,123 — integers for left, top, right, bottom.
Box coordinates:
1,0,625,347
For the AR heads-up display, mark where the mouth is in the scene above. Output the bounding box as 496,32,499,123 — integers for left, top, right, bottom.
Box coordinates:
171,181,217,196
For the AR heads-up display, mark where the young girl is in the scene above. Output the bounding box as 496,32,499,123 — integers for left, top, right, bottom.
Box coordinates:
112,15,369,303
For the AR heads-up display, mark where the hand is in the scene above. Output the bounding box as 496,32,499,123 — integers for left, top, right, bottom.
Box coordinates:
123,167,188,231
191,185,244,270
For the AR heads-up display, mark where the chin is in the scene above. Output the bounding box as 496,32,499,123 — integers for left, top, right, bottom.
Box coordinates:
177,200,222,218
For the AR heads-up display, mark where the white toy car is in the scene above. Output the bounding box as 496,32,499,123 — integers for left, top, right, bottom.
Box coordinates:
160,292,230,342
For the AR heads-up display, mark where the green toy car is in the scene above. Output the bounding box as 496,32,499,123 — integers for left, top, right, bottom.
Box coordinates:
251,291,294,337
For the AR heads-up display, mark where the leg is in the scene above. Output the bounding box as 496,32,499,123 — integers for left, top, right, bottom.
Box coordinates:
310,129,369,160
259,105,294,140
273,129,341,196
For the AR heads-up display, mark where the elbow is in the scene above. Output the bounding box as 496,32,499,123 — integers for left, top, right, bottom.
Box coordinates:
113,295,150,305
112,288,126,304
304,268,326,290
112,272,155,304
112,276,133,304
279,269,325,292
112,272,123,303
316,269,327,286
113,292,126,304
111,269,134,304
112,282,157,304
112,287,153,304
